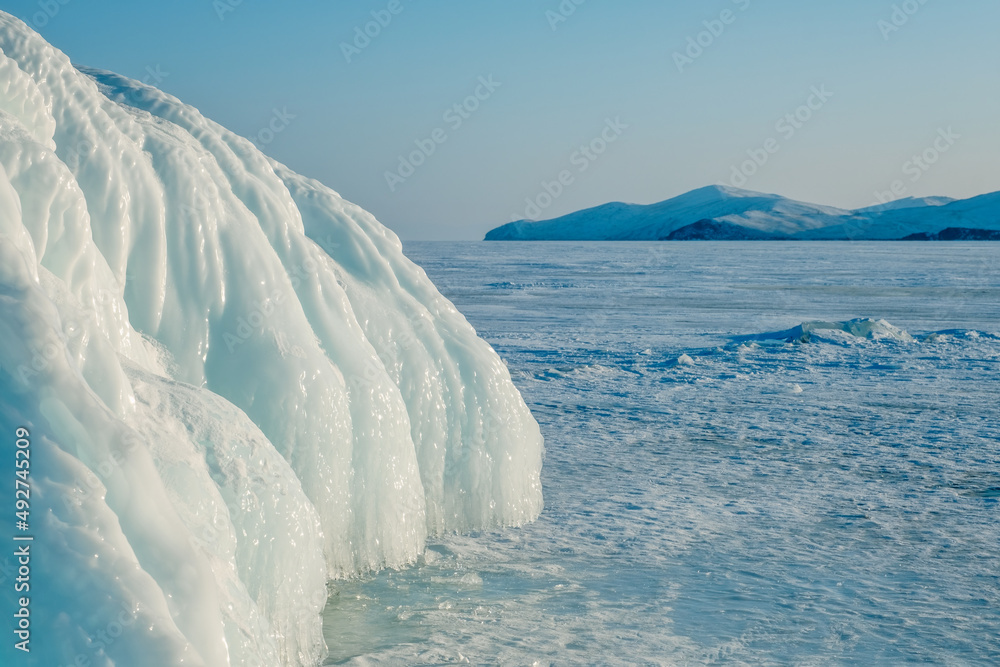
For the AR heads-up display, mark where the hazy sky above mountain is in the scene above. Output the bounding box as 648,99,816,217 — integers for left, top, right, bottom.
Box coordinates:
6,0,999,239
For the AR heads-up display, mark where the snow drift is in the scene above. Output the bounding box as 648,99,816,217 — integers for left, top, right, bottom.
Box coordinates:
734,318,915,345
0,13,542,667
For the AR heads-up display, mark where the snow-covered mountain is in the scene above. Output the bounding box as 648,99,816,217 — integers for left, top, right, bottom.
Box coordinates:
486,185,856,240
0,13,542,667
852,196,956,214
485,186,1000,241
664,219,784,240
797,190,1000,240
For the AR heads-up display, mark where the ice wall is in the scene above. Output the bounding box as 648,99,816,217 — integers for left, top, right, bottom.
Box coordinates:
0,13,542,666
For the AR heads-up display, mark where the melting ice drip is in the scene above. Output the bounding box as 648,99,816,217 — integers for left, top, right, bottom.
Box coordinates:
0,14,542,667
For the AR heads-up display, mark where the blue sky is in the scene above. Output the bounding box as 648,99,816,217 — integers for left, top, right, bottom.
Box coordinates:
5,0,999,239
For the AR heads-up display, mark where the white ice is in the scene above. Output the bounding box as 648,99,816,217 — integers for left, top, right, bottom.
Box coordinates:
735,317,916,345
0,13,542,667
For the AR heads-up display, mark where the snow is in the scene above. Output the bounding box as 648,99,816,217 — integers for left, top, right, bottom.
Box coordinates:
817,190,1000,240
734,317,916,345
0,13,542,667
853,195,955,214
357,240,1000,665
484,185,1000,241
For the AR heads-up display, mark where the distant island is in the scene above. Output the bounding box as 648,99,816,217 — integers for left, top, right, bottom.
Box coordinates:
484,186,1000,241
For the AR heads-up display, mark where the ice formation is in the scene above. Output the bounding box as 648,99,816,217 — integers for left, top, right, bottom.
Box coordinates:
735,318,915,345
0,13,542,666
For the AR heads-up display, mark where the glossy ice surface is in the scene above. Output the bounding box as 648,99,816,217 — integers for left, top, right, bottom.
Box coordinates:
0,15,541,666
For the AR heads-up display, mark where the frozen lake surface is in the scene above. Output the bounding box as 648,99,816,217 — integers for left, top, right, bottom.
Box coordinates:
323,242,1000,665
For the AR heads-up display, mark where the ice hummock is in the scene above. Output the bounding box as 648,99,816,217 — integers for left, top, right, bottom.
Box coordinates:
0,13,542,667
735,318,915,345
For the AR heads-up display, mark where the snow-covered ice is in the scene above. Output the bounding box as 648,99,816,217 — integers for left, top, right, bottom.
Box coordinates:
734,317,915,344
327,240,1000,665
0,14,541,666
